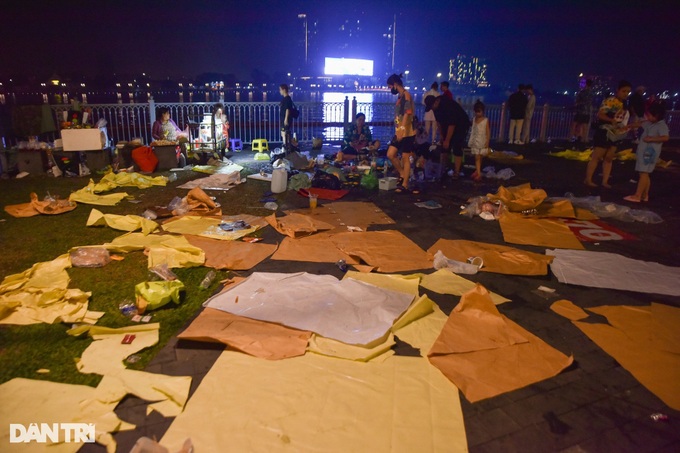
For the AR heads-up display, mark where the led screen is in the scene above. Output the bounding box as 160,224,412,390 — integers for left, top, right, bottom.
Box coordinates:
324,57,374,76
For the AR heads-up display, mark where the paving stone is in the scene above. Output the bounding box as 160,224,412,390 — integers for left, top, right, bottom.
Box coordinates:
471,424,554,453
463,408,523,445
502,392,580,427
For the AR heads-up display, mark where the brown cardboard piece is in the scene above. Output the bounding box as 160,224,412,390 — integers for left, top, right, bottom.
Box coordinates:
428,284,573,402
184,235,277,270
553,303,680,410
265,212,335,238
270,233,359,264
330,230,433,273
499,212,585,250
290,201,395,231
427,239,553,275
178,308,312,360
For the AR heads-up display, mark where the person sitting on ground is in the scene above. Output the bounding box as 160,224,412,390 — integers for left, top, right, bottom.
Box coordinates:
336,113,380,162
152,107,189,141
623,101,669,203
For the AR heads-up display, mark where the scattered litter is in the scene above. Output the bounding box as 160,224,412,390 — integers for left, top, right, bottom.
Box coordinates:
346,226,363,232
141,209,158,220
336,259,348,272
35,369,50,374
199,269,217,290
259,197,276,203
466,256,484,269
532,285,561,299
167,173,177,182
127,199,143,204
121,334,136,344
415,200,443,209
433,250,479,275
125,354,141,364
263,202,278,211
537,285,556,293
148,263,178,281
119,299,139,318
16,171,29,179
460,196,505,220
242,237,263,243
650,413,669,422
219,220,251,231
482,166,516,180
560,194,663,224
70,247,111,268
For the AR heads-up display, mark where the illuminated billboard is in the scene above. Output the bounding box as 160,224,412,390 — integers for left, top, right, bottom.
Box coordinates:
324,57,374,76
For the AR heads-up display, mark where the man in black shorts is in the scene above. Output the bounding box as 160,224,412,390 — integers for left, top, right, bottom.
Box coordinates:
570,79,594,145
425,94,471,179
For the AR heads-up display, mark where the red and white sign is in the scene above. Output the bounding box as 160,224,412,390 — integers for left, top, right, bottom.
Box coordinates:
563,219,637,242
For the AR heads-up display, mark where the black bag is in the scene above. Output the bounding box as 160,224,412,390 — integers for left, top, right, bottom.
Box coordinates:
311,170,341,190
290,103,300,119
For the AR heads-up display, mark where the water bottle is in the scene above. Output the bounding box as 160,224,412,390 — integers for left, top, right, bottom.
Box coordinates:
199,270,217,289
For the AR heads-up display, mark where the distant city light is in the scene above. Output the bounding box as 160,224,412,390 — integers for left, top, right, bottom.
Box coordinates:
324,57,374,76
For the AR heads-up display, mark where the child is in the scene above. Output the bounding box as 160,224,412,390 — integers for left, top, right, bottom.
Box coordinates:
468,100,490,182
623,101,669,203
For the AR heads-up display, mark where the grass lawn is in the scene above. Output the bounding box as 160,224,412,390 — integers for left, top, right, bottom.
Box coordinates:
0,163,266,386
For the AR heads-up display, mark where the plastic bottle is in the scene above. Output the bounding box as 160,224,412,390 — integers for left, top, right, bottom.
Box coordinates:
199,269,217,289
336,260,348,272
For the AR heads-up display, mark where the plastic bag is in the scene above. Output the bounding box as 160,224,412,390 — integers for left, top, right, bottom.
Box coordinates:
360,171,379,190
561,194,663,223
148,263,178,281
70,247,111,268
135,280,185,313
433,250,479,275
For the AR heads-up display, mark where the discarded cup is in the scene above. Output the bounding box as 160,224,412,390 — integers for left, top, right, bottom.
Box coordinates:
467,256,484,269
309,193,318,209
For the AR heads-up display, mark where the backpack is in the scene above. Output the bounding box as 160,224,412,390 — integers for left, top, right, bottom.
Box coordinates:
290,103,300,119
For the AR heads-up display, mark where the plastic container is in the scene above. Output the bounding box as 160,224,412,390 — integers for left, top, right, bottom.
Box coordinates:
271,167,287,193
309,193,318,209
199,269,217,289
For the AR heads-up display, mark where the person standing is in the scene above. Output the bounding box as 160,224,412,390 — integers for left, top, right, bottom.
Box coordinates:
520,84,535,144
386,74,419,193
425,93,471,180
628,86,646,143
584,80,632,188
570,79,594,145
507,84,527,144
423,82,439,142
279,84,294,151
623,101,669,203
213,103,230,159
468,100,490,182
440,81,454,101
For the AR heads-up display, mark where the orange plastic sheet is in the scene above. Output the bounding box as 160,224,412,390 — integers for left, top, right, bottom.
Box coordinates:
330,230,433,273
499,212,585,250
427,239,553,275
180,187,222,216
549,300,589,321
428,284,573,402
185,235,277,270
4,192,77,217
552,302,680,410
271,233,359,264
178,308,312,360
487,183,547,212
265,212,335,238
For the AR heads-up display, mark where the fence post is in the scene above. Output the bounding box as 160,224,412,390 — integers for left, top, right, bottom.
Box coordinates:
498,102,506,141
352,96,357,121
149,96,156,129
539,103,549,142
343,96,350,129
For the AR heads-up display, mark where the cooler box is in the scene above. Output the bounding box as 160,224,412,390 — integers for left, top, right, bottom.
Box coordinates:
379,177,398,191
61,128,107,151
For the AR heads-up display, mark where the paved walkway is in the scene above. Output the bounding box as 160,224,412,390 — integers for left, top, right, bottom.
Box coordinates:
82,141,680,452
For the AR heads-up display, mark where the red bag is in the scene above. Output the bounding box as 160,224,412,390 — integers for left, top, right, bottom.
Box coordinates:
131,146,159,172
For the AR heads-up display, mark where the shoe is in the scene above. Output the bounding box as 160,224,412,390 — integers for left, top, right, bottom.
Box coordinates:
623,195,641,203
471,171,482,182
516,140,524,145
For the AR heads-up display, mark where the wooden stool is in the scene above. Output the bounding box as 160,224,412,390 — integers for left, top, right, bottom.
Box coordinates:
229,138,243,151
251,139,269,153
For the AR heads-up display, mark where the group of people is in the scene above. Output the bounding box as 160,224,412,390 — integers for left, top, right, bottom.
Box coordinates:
506,84,536,145
582,79,669,202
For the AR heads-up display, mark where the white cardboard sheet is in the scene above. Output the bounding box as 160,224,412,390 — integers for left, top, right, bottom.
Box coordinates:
204,272,414,345
547,249,680,296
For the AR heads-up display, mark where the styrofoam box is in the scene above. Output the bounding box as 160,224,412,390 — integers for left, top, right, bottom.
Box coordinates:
379,177,398,190
61,128,106,151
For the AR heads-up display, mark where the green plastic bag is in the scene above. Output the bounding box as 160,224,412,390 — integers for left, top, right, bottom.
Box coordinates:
360,171,379,190
135,280,185,312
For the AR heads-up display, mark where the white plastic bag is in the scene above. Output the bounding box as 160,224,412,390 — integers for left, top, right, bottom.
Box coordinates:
433,250,479,275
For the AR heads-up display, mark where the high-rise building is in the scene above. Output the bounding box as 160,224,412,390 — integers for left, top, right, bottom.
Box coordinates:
382,15,396,76
297,13,320,76
449,54,489,87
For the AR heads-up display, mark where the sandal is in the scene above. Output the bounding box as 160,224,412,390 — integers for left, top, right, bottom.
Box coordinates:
395,185,410,193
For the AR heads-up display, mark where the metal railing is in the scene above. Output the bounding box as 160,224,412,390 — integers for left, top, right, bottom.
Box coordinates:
4,99,679,148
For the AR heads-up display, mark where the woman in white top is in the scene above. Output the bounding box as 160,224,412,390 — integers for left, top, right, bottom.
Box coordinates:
468,100,490,182
422,82,439,142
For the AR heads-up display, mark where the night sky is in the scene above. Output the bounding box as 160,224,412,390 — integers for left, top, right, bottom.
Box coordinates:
2,0,678,91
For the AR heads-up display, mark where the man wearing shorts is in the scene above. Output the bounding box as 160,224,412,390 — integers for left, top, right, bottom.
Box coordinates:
570,79,594,145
